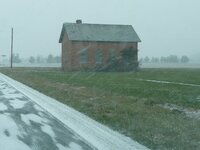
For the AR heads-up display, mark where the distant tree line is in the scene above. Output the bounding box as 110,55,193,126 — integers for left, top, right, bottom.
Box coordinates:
29,54,61,63
140,55,190,64
12,53,61,63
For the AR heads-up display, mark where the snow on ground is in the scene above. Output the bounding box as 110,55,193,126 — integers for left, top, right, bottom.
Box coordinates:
197,96,200,101
0,102,7,111
138,79,200,87
10,99,28,109
0,114,32,150
21,114,47,126
159,103,200,120
68,143,83,150
0,81,25,99
138,79,200,119
57,143,83,150
41,124,56,141
33,103,46,112
0,73,150,150
0,76,96,150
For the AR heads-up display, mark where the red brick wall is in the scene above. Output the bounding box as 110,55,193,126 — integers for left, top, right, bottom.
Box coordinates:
62,35,138,71
62,32,72,70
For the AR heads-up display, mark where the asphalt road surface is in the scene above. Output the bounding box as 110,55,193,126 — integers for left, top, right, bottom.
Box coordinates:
0,79,96,150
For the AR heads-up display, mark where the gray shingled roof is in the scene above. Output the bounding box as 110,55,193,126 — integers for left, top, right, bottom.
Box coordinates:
59,23,141,43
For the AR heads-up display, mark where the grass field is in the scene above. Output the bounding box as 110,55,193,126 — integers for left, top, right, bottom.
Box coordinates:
1,68,200,150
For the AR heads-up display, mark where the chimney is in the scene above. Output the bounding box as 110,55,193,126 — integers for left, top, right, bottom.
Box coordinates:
76,19,82,24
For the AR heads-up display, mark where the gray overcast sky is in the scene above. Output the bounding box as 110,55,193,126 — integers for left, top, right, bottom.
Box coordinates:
0,0,200,59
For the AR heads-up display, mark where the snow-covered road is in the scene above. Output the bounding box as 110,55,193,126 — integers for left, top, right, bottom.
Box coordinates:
0,73,149,150
0,77,95,150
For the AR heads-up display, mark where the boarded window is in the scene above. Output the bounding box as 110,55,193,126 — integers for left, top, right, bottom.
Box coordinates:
80,48,88,64
95,49,103,63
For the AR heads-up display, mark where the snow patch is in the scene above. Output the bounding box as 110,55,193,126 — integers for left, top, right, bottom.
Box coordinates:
41,124,56,140
33,103,45,112
159,103,200,120
0,85,24,99
68,142,83,150
197,96,200,101
0,114,31,150
57,142,83,150
0,103,7,111
57,144,68,150
138,79,200,87
10,99,27,109
21,114,46,125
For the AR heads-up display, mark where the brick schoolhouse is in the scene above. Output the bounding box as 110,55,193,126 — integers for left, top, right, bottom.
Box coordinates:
59,20,141,71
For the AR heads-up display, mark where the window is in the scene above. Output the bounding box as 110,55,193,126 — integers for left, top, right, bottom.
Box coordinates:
80,48,88,64
95,49,103,63
109,49,115,60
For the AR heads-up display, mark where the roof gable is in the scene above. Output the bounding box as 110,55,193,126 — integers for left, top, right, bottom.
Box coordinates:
59,23,141,43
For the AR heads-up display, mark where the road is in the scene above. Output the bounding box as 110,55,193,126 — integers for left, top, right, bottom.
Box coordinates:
0,79,95,150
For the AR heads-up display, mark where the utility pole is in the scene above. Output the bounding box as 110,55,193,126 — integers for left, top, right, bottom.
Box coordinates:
11,28,13,69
